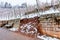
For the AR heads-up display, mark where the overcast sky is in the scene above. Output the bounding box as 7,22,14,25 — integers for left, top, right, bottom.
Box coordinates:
0,0,57,6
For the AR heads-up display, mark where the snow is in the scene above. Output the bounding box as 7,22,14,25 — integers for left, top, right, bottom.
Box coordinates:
0,8,60,21
9,27,18,31
20,13,38,19
39,8,59,15
37,35,59,40
20,8,60,20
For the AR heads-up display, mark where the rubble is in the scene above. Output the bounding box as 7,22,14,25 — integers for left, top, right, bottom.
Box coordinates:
19,16,39,37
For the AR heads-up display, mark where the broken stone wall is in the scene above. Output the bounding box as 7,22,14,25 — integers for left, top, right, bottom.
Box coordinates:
19,16,40,37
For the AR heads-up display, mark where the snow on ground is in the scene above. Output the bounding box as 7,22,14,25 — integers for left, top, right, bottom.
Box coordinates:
41,8,59,15
37,35,59,40
0,8,59,20
20,8,60,20
9,27,18,31
20,13,38,19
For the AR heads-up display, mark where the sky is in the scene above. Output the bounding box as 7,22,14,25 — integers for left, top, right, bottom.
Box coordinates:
0,0,56,6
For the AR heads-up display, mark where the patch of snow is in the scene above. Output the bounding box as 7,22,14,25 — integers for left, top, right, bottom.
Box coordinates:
9,27,18,31
26,13,38,18
39,8,59,15
37,35,59,40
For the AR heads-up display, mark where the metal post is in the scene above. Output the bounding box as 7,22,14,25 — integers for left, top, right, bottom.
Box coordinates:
36,0,39,12
13,8,15,18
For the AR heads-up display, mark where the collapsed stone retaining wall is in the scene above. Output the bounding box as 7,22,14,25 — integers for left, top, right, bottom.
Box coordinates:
19,16,41,37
